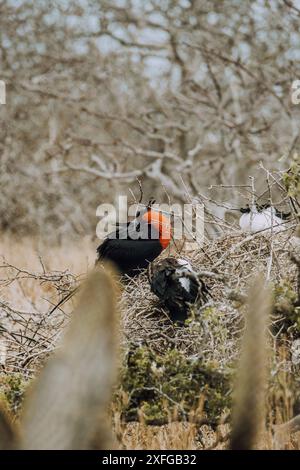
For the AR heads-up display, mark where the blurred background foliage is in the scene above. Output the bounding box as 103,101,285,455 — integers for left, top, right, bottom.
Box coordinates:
0,0,299,241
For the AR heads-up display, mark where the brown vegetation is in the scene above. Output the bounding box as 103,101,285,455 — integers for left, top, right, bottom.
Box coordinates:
1,1,300,240
0,219,300,449
1,0,300,450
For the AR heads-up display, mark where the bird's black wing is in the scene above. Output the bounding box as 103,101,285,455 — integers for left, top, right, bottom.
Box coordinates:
96,222,131,260
258,203,291,220
150,268,171,298
275,209,291,220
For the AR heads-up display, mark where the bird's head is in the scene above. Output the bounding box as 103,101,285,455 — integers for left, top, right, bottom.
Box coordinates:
240,203,261,214
240,205,251,214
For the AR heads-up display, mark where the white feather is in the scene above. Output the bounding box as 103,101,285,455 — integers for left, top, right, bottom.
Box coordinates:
176,259,193,270
176,259,194,292
178,277,191,292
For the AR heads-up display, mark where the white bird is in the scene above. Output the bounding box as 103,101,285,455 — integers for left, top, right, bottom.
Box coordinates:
239,204,290,233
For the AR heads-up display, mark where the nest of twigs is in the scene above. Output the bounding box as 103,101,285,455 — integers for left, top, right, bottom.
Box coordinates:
121,227,299,364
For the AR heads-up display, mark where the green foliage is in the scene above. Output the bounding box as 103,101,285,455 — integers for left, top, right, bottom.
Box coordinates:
273,280,300,335
117,345,232,425
0,373,28,417
283,155,300,199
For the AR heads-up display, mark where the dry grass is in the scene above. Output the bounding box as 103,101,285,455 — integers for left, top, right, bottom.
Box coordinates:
0,226,300,449
0,235,95,376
